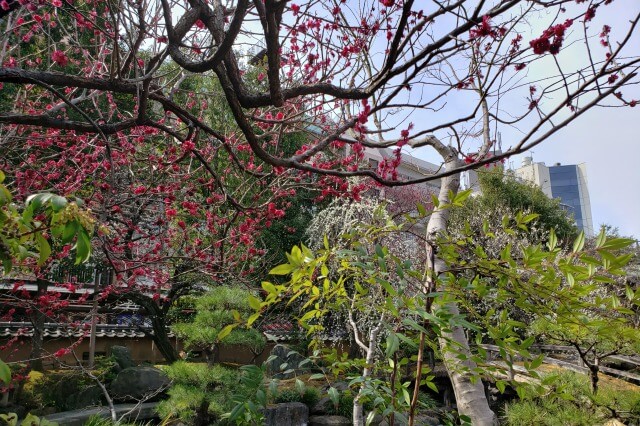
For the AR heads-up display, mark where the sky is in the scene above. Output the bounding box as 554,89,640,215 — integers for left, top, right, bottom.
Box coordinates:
507,101,640,239
507,2,640,239
404,1,640,239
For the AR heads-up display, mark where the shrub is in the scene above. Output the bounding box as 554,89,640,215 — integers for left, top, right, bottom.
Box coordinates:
502,371,640,426
157,362,240,425
274,387,320,408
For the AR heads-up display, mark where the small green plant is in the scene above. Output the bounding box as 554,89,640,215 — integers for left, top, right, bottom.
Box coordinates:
157,362,239,425
223,365,267,425
274,387,320,407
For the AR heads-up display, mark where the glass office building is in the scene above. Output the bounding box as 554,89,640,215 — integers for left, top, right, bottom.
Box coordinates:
515,159,594,237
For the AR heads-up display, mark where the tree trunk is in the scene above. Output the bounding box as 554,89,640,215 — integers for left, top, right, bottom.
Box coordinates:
353,315,385,426
589,359,599,395
123,294,179,363
149,306,179,363
426,155,497,426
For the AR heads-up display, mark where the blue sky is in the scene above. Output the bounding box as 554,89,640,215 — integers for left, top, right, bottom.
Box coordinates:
404,1,640,238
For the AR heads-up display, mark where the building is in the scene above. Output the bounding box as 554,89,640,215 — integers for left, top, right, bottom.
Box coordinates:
363,147,441,192
514,157,594,237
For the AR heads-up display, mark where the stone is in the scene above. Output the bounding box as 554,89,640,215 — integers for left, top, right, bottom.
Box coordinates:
265,344,312,379
110,345,136,371
308,415,351,425
109,366,170,401
328,381,349,392
263,402,309,426
44,402,158,426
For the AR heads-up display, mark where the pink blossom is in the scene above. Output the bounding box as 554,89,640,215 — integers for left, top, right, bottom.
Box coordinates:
51,50,68,66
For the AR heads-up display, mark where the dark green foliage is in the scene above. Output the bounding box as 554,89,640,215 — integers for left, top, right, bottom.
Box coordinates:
325,391,374,418
30,371,102,411
157,362,240,424
452,169,578,243
171,286,265,359
274,387,320,407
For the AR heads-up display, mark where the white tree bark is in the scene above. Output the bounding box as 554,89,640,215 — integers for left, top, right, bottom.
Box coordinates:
426,152,498,426
350,309,385,426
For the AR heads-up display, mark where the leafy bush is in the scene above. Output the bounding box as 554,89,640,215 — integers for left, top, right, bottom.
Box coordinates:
503,371,640,426
30,371,99,411
324,391,373,418
274,387,320,407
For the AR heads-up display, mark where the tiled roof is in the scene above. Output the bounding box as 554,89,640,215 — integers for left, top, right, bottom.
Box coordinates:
0,322,166,338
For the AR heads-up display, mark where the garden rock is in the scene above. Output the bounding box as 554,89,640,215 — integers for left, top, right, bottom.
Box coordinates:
263,402,309,426
110,345,136,371
109,366,169,401
309,415,351,425
322,381,349,392
265,344,312,379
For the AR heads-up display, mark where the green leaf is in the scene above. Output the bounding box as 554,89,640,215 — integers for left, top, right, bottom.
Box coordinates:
0,359,10,385
452,189,472,206
547,229,557,251
0,170,4,184
269,263,293,275
625,286,635,301
595,228,606,248
496,380,506,394
61,221,79,244
247,312,260,327
248,294,262,311
529,355,544,370
0,185,11,205
35,234,51,266
572,231,585,253
385,333,400,358
600,237,635,251
416,202,426,217
327,387,340,406
0,413,18,426
232,309,241,321
49,195,68,212
25,193,52,210
261,281,277,294
75,228,92,264
521,213,540,224
217,323,238,341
